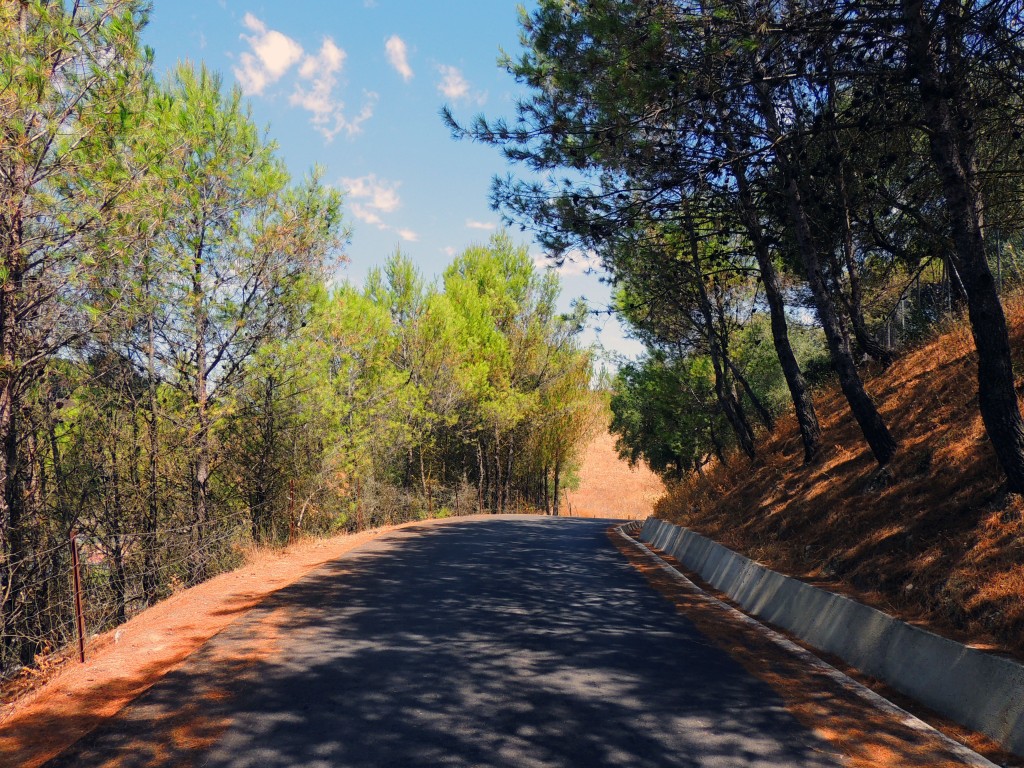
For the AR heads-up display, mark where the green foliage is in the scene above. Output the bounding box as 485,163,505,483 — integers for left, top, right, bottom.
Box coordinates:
731,317,830,414
0,4,597,677
303,233,599,518
454,0,1024,477
0,13,348,670
611,354,719,479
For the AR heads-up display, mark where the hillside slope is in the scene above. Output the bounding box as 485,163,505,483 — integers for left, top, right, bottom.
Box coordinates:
564,430,664,519
656,297,1024,656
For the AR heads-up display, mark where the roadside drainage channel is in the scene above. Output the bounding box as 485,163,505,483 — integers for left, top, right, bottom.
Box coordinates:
616,521,998,767
633,517,1024,760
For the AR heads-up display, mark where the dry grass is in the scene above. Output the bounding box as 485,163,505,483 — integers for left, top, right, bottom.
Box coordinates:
657,294,1024,656
564,430,665,519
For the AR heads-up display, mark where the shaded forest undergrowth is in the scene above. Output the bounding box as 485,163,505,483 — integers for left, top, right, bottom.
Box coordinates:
656,295,1024,657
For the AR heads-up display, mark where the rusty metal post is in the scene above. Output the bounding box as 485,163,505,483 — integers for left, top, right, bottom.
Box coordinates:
69,529,85,663
288,479,296,545
355,478,363,532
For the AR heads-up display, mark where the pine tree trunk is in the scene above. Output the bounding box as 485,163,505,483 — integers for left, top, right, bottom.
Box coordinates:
902,0,1024,492
834,164,893,365
720,123,821,461
726,347,774,431
689,230,756,457
477,440,485,513
143,299,159,604
543,462,550,514
1,395,27,664
709,417,728,466
820,66,894,367
493,429,503,514
419,446,432,514
784,171,897,465
505,440,514,513
191,241,210,582
109,444,127,626
754,83,897,465
0,185,29,664
553,457,561,517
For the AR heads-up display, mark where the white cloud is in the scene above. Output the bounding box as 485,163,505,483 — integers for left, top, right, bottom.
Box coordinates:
436,64,487,105
298,36,345,79
385,35,413,81
397,229,419,242
341,174,405,231
341,174,401,213
350,203,385,228
290,37,377,141
233,18,377,143
443,246,457,257
437,64,468,99
465,219,496,231
234,13,303,96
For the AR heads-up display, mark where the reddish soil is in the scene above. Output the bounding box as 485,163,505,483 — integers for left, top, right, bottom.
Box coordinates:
656,294,1024,659
564,430,665,519
0,518,458,768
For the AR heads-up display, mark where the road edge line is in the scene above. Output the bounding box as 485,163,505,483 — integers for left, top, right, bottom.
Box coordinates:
613,522,999,768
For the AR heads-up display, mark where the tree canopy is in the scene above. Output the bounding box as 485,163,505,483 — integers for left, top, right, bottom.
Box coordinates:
0,2,599,673
448,0,1024,488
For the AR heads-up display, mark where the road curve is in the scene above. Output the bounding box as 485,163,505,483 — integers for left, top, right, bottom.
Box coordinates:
46,516,843,767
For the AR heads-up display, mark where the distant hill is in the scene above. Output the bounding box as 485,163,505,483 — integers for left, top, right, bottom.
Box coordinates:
564,430,664,519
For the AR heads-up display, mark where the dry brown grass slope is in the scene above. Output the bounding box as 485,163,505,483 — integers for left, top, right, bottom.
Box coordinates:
564,430,665,519
657,294,1024,658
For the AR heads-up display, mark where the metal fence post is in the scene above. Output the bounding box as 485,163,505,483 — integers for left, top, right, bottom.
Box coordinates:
288,479,296,544
69,528,86,663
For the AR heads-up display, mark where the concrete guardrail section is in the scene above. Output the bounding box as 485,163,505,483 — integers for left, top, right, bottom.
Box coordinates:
639,517,1024,756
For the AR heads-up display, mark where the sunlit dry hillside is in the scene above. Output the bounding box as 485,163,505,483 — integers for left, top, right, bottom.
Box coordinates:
564,430,665,519
657,295,1024,656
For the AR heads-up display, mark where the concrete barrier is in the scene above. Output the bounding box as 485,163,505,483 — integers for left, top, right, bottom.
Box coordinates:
639,517,1024,756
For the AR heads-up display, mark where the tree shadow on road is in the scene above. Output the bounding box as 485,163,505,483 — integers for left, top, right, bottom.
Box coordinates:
46,517,843,768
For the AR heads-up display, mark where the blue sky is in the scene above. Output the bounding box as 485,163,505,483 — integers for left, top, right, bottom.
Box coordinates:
142,1,642,362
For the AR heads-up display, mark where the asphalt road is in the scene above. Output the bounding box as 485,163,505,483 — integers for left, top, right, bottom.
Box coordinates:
46,516,844,768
